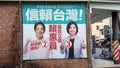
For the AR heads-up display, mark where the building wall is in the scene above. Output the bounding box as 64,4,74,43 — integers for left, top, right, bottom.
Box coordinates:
92,17,111,41
0,2,89,68
0,2,21,68
23,59,88,68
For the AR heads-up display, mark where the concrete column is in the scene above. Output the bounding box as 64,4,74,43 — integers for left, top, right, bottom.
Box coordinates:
112,11,120,64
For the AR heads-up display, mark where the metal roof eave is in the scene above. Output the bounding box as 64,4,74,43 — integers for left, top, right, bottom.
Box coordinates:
1,0,120,4
89,1,120,4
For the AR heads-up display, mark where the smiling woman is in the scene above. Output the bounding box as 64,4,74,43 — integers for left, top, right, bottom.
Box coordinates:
60,22,87,58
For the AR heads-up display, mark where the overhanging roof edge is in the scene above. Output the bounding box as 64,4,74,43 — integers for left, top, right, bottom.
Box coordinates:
89,1,120,4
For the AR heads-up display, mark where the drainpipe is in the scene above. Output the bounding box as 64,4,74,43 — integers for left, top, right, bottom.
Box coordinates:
112,11,120,64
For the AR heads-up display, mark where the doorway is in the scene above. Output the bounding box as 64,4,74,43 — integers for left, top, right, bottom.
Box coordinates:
91,9,120,67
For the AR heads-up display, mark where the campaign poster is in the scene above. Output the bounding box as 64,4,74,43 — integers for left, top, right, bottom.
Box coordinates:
22,3,87,60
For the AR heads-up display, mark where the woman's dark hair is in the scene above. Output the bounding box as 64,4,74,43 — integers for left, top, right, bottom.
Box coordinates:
34,22,45,33
66,22,78,34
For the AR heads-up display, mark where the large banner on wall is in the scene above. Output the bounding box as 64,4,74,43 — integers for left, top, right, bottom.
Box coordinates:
22,3,87,60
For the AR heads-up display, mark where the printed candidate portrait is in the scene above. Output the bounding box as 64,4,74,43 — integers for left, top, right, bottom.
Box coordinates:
23,3,87,60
